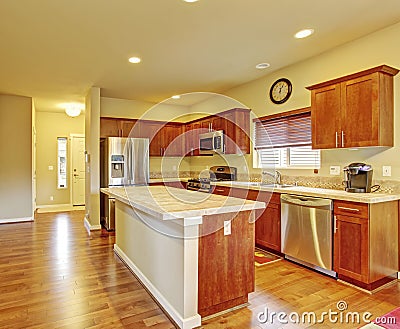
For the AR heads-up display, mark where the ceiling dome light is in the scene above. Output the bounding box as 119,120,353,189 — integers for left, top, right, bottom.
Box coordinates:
128,56,141,64
171,95,181,99
256,63,270,70
294,29,314,39
65,104,83,117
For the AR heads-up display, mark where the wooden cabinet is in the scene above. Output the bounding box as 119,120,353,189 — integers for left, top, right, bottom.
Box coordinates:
307,65,399,149
250,192,281,252
100,117,138,137
333,200,398,290
100,107,251,157
162,123,184,157
217,186,281,253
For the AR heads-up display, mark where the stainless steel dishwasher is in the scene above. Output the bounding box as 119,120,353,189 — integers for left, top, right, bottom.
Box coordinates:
281,194,336,277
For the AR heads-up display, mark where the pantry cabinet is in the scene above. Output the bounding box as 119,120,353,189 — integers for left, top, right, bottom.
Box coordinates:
333,200,398,290
306,65,399,149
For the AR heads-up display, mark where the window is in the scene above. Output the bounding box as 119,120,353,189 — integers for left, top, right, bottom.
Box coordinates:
253,109,320,169
57,137,67,188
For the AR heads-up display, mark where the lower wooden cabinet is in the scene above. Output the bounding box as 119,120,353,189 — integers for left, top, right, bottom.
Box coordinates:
214,187,281,253
333,200,398,290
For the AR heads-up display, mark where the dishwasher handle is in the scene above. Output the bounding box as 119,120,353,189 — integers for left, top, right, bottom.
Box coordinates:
281,194,332,210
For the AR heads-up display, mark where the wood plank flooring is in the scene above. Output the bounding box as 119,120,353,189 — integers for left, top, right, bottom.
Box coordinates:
0,210,399,328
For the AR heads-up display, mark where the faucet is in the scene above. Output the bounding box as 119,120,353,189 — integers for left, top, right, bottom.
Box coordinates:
261,170,281,185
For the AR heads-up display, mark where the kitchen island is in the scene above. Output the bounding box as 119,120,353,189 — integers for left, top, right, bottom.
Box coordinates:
101,186,265,329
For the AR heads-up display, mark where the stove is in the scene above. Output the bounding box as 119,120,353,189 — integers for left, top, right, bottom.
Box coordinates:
186,166,237,192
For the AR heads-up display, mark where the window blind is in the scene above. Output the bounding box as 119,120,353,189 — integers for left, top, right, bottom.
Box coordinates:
254,111,311,149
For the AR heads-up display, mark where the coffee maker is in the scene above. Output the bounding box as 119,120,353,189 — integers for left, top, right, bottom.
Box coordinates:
343,163,373,193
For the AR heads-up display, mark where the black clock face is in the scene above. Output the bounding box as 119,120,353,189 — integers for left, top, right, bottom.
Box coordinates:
269,78,292,104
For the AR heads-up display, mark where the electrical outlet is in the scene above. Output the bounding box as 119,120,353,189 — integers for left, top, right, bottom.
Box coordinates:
383,166,392,177
224,221,231,236
172,165,177,171
330,166,341,175
48,165,54,171
50,196,54,201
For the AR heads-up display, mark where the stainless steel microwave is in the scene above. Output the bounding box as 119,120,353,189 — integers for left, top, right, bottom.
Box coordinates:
199,130,225,155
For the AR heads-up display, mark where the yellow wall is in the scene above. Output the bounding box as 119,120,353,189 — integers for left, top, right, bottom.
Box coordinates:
193,22,400,180
35,111,84,205
0,95,33,220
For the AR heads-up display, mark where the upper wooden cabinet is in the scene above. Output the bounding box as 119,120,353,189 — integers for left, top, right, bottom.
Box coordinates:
100,108,251,157
100,117,138,138
306,65,399,149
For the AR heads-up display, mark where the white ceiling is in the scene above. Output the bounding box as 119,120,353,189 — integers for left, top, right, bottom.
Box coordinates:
1,0,400,111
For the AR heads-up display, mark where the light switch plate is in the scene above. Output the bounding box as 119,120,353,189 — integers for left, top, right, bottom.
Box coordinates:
383,166,392,177
224,221,231,236
330,166,341,175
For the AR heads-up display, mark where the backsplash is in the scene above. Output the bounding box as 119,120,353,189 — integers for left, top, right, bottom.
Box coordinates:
150,170,400,194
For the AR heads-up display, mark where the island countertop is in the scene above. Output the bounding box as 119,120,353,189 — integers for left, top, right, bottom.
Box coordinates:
101,185,265,220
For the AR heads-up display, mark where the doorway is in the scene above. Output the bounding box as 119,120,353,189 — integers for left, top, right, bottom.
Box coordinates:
71,135,85,206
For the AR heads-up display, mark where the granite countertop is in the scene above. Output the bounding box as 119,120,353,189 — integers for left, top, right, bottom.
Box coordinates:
214,181,400,204
149,178,189,183
101,186,265,220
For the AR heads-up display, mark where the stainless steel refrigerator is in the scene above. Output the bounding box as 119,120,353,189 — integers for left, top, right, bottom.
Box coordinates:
100,137,149,230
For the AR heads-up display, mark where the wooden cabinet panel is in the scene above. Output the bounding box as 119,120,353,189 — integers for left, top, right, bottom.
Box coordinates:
334,214,369,282
162,124,184,156
307,65,398,149
100,118,120,137
198,211,254,317
139,121,164,156
334,200,368,219
311,84,341,149
255,202,281,252
120,119,138,137
212,186,231,196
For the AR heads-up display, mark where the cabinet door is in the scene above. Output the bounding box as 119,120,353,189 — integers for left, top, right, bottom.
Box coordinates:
163,124,184,156
120,119,138,137
224,112,239,154
340,74,379,147
184,123,194,156
223,110,250,154
334,214,369,283
139,121,164,156
311,84,341,149
100,118,120,137
255,202,281,252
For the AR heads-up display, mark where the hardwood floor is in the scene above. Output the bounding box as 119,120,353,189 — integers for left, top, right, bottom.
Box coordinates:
0,211,399,328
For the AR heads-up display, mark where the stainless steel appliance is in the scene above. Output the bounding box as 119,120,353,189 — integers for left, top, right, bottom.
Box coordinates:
343,162,373,193
186,166,237,192
281,194,335,277
100,137,149,230
199,130,224,155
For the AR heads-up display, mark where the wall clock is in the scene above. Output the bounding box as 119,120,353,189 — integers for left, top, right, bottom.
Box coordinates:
269,78,292,104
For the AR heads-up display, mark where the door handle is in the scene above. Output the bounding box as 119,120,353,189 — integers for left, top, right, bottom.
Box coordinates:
335,132,338,148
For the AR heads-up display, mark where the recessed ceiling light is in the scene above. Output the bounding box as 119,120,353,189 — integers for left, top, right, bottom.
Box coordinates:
171,95,181,99
183,0,199,2
294,29,314,39
256,63,270,70
128,56,141,64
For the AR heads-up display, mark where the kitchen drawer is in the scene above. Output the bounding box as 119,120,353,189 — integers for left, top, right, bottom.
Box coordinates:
213,186,231,196
334,200,369,219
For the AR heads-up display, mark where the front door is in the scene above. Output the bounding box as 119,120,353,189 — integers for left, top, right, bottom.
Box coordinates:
71,136,85,206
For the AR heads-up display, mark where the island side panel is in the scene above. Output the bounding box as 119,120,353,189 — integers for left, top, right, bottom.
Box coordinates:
114,201,201,328
198,210,255,317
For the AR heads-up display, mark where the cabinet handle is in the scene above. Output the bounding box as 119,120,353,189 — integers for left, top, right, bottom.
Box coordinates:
341,131,345,147
215,189,226,192
337,206,360,212
335,132,338,148
334,215,338,234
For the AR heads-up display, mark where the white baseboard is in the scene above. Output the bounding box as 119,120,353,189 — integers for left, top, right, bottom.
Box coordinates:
84,217,102,232
36,204,85,213
0,217,33,224
114,244,201,329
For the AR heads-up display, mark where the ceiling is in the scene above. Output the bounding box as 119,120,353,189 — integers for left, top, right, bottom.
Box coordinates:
1,0,400,111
